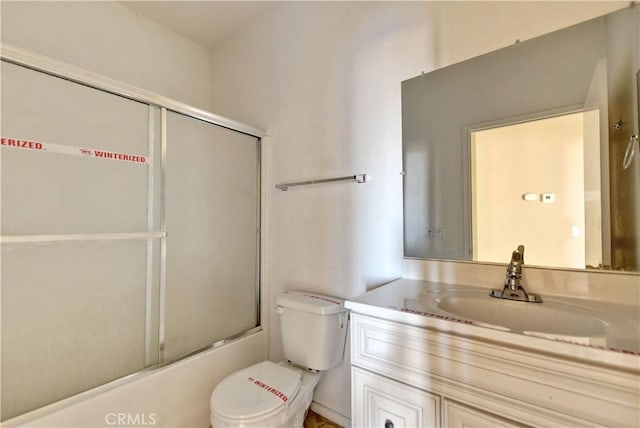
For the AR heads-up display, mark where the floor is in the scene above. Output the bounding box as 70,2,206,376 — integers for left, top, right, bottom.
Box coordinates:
303,410,343,428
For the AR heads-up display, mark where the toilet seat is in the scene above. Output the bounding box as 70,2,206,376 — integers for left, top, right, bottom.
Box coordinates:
211,361,301,421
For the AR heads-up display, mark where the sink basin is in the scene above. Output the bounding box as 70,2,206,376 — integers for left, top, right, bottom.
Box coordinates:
404,289,639,348
432,290,607,335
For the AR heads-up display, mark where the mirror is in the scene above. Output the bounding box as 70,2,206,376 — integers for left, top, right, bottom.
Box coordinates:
402,6,639,272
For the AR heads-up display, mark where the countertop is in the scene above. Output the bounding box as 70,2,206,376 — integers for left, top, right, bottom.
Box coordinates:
345,278,640,371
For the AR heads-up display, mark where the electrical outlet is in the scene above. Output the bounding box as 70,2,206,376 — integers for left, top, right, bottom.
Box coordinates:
427,227,444,239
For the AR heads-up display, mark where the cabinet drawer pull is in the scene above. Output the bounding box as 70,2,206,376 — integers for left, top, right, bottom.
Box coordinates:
384,419,394,428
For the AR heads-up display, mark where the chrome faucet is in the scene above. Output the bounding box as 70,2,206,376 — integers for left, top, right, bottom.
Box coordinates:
490,245,542,303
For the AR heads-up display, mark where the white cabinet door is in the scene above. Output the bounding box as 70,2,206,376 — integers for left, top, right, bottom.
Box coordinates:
444,399,526,428
352,367,440,428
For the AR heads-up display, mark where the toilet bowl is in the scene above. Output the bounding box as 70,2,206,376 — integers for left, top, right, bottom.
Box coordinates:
210,291,348,428
210,361,321,428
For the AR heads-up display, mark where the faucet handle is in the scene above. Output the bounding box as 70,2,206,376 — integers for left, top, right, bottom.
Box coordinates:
517,245,525,264
508,251,521,274
507,245,525,275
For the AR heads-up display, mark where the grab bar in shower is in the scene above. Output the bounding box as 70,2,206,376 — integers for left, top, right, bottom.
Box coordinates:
275,173,368,191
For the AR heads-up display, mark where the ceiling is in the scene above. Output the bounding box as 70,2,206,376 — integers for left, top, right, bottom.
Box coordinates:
120,1,278,49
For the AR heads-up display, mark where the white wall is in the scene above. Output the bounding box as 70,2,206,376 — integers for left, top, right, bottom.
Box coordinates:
209,4,433,421
207,1,627,423
1,2,267,427
1,1,213,111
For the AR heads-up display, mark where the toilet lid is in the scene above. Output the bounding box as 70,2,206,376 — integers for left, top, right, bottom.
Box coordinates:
211,361,301,420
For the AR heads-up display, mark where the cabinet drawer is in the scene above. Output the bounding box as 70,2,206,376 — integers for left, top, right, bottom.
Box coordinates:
443,399,526,428
352,367,440,428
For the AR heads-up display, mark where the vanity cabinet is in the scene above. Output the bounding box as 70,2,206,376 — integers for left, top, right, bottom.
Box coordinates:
349,313,640,428
352,367,522,428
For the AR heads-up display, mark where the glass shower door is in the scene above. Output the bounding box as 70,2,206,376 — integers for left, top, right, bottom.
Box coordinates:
0,61,158,419
163,111,260,361
1,55,262,422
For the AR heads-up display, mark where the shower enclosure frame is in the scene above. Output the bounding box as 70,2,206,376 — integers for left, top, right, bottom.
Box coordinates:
0,44,266,422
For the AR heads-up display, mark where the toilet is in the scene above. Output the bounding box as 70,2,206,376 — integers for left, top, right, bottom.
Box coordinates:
210,291,348,428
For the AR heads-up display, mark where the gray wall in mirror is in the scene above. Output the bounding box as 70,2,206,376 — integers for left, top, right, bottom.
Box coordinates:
402,6,639,272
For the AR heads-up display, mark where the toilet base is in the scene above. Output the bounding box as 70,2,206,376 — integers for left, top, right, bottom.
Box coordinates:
210,362,322,428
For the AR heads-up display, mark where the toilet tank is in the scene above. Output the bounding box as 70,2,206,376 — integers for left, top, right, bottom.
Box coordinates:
276,291,348,371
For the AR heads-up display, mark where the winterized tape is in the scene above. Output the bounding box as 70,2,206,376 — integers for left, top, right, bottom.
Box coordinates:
1,136,149,165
